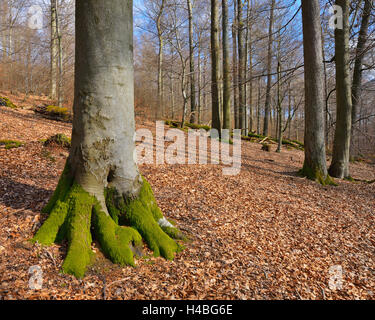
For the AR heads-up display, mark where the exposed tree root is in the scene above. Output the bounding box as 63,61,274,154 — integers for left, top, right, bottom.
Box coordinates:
32,165,184,278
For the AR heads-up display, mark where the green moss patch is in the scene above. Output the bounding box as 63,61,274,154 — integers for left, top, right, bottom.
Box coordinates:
43,134,71,148
165,120,211,131
0,96,17,109
0,139,24,149
33,164,184,278
298,162,337,186
33,105,72,122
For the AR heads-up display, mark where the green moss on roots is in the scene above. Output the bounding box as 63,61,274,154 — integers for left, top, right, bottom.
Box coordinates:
32,166,184,278
299,162,337,186
105,178,183,260
92,204,142,267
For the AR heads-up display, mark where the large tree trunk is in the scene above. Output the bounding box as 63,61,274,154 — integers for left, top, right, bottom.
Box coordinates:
300,0,331,184
222,0,231,130
263,0,275,136
351,0,371,152
33,0,182,279
211,0,221,131
329,0,352,179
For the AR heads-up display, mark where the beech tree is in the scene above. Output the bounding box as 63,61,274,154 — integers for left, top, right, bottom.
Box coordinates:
299,0,331,184
263,0,275,136
221,0,231,130
211,0,221,131
329,0,352,179
32,0,183,278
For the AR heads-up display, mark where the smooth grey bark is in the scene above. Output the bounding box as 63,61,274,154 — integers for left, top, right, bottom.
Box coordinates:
52,0,64,107
276,61,282,153
156,0,165,119
287,82,291,139
187,0,196,123
197,40,202,124
70,0,141,209
321,26,330,148
247,21,253,133
50,0,58,100
300,0,329,182
211,0,221,131
351,0,372,126
237,0,246,132
232,0,239,129
173,24,188,127
329,0,352,179
222,0,231,130
263,0,275,136
257,77,261,135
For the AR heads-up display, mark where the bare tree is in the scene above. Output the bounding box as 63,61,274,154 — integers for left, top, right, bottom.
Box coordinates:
300,0,330,184
33,0,182,278
329,0,352,179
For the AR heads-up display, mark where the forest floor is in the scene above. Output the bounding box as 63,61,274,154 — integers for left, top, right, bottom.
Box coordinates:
0,95,375,300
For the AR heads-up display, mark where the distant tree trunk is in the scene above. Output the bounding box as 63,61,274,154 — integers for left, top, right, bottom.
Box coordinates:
187,0,196,123
329,0,352,179
247,23,253,133
197,40,202,124
156,0,165,119
351,0,371,150
263,0,275,136
321,27,330,148
222,0,231,130
170,75,175,119
211,0,221,132
287,82,292,140
237,0,246,133
50,0,58,100
276,61,282,153
232,1,239,129
53,0,64,107
300,0,330,184
257,77,261,135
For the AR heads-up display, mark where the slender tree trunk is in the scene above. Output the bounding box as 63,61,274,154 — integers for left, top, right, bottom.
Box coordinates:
170,75,175,119
351,0,371,152
288,82,292,140
237,0,246,132
197,41,202,124
248,26,253,133
300,0,330,184
53,0,64,107
156,0,165,119
33,0,182,279
232,1,239,129
257,77,261,135
276,61,282,153
211,0,221,131
263,0,275,136
50,0,58,100
329,0,352,179
187,0,196,123
321,26,330,148
222,0,231,130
